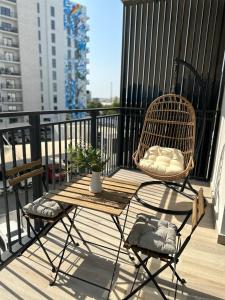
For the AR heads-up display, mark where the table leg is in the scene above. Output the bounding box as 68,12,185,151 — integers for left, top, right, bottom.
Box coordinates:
50,210,77,286
108,201,131,299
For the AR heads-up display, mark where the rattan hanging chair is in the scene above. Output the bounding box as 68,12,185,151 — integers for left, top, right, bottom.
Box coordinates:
133,93,196,182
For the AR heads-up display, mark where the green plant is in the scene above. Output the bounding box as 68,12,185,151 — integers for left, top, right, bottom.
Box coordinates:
68,144,109,172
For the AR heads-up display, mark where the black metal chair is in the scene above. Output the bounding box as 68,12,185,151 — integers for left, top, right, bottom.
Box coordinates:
6,159,81,272
123,188,206,300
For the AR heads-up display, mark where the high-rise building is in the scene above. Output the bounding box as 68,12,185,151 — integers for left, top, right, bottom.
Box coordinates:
33,0,89,122
0,0,89,125
0,0,41,126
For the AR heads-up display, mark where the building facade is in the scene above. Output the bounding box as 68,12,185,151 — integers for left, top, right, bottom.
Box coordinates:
35,0,89,122
0,0,89,125
0,0,41,126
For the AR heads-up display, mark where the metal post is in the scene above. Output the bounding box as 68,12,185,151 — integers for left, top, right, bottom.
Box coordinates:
117,107,124,167
90,110,97,148
29,114,43,230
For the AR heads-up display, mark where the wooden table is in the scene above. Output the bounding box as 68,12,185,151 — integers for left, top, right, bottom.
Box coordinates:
47,175,139,298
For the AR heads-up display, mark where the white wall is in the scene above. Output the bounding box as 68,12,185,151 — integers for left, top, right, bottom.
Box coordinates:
17,0,41,112
211,82,225,237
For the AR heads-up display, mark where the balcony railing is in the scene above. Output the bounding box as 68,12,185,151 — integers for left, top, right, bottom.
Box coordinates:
3,0,16,3
0,11,17,18
0,97,22,103
0,83,22,89
0,107,121,266
0,68,21,76
0,41,19,48
0,26,18,33
0,55,20,62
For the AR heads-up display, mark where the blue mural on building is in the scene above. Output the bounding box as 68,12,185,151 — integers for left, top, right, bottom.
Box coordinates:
64,0,89,119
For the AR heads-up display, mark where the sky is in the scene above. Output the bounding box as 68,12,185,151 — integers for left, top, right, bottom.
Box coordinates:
72,0,123,99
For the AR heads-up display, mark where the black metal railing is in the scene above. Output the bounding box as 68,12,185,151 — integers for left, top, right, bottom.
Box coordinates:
0,107,120,266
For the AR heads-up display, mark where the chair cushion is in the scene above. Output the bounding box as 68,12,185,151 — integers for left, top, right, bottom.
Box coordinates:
23,195,65,218
127,213,177,255
139,145,184,176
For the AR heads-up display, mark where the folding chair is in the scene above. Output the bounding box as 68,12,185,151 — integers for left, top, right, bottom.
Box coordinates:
6,159,80,272
123,188,206,300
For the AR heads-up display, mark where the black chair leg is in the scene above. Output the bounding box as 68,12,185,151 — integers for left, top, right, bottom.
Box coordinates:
169,265,186,285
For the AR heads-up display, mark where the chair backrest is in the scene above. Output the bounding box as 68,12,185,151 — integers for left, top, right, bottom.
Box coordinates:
6,159,43,187
136,94,196,167
192,188,205,231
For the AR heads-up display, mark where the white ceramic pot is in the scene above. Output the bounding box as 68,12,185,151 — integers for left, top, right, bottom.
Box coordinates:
89,171,102,193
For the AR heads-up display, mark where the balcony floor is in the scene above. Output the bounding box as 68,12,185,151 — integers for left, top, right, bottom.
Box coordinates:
0,169,225,300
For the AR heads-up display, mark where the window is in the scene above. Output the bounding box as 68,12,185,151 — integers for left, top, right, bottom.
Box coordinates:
40,69,42,79
7,93,16,101
0,119,3,122
53,95,57,103
54,106,57,110
52,58,56,68
51,33,55,43
52,46,56,55
51,6,55,17
37,2,40,13
52,71,57,80
1,7,11,17
8,105,17,111
37,17,40,27
9,118,18,123
5,52,14,61
39,57,42,66
38,30,41,40
53,82,57,92
67,27,70,35
40,82,43,91
6,79,15,88
38,44,41,54
3,37,12,46
51,20,55,30
41,106,44,110
2,22,12,31
68,50,71,59
41,95,44,103
0,107,2,113
67,38,71,47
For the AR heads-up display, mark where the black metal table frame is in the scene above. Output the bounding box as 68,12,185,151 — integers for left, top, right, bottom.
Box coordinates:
49,200,132,299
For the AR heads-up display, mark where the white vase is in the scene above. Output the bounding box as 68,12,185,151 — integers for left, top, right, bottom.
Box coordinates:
89,171,102,193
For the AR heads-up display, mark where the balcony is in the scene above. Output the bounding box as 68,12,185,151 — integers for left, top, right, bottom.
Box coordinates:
1,0,16,4
0,41,19,48
0,11,17,19
0,107,224,299
0,97,22,103
0,26,18,34
0,68,21,76
0,83,22,90
0,55,20,63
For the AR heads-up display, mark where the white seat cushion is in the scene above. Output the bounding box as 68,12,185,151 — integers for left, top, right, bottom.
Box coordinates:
139,145,184,176
23,195,66,218
127,214,177,254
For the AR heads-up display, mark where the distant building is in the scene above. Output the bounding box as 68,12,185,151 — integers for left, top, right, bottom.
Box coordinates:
0,0,41,126
0,0,89,126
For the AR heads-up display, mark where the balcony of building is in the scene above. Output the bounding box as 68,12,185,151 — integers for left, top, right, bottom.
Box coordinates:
1,0,16,5
0,0,224,299
0,82,22,90
0,67,21,76
0,54,20,63
0,39,19,49
0,25,18,35
0,96,22,103
0,9,17,20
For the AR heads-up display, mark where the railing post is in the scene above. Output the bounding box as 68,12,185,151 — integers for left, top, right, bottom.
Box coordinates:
117,107,124,167
90,110,97,148
29,114,43,230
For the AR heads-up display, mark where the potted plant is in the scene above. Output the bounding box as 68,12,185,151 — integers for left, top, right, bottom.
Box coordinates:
68,143,109,193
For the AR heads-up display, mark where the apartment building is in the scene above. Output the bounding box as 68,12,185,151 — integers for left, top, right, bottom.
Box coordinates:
34,0,89,122
0,0,89,126
0,0,40,126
